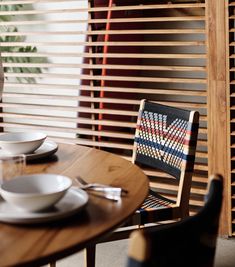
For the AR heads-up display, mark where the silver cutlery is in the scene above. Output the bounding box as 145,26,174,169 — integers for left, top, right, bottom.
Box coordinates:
76,176,128,194
75,176,128,201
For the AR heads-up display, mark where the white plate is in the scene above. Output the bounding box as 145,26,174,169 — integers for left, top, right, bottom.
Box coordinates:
0,140,58,161
0,188,88,224
26,140,58,160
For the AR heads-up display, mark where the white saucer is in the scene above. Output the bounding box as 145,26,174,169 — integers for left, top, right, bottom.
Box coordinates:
0,188,88,224
25,140,58,160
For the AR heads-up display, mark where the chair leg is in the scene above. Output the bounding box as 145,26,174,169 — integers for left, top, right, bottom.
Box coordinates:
49,262,56,267
84,244,96,267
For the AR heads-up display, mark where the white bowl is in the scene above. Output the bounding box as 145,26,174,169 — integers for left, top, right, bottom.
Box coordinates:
0,174,72,212
0,132,47,154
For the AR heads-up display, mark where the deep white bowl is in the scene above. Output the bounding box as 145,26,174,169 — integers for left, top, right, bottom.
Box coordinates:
0,132,47,154
0,174,72,212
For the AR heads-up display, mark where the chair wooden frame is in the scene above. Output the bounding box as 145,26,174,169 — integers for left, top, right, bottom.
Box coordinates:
84,99,199,267
131,99,200,223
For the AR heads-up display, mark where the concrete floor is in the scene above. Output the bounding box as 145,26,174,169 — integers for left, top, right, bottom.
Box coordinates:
215,238,235,267
56,237,235,267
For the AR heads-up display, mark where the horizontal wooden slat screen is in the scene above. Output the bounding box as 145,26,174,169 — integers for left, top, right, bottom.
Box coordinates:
0,0,207,213
228,0,235,236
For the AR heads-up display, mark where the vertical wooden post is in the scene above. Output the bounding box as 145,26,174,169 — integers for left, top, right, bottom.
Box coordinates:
206,0,229,235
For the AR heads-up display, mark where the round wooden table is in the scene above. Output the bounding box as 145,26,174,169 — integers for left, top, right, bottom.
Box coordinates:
0,143,148,267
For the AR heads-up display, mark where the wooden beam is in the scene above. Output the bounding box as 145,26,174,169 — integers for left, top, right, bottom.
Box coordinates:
206,0,229,236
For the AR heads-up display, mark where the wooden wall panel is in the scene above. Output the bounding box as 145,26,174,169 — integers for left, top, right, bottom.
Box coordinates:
227,0,235,236
206,0,229,235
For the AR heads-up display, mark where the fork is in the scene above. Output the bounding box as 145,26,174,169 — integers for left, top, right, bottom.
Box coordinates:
75,177,120,201
75,176,128,201
76,176,128,194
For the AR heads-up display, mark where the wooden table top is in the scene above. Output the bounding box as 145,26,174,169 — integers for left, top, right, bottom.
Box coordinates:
0,143,148,267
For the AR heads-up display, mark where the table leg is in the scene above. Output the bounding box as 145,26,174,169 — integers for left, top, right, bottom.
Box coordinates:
84,245,96,267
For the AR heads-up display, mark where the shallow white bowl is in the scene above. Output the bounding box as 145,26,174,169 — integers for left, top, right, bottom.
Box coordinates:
0,174,72,212
0,132,47,154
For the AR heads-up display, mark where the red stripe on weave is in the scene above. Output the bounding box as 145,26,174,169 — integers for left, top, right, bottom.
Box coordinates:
140,117,191,135
138,128,190,145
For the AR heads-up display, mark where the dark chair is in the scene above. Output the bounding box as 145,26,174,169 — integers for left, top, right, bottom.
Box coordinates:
85,99,199,267
127,174,223,267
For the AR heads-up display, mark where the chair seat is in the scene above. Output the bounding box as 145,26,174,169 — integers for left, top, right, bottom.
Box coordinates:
139,190,175,211
134,190,176,224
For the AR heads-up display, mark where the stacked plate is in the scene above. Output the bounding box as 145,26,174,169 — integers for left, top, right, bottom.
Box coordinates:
0,132,58,160
0,132,89,224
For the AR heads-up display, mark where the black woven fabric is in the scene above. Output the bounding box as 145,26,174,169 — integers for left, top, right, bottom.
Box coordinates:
134,100,198,179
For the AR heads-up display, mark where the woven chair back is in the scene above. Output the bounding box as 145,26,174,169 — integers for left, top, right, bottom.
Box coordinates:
132,100,199,180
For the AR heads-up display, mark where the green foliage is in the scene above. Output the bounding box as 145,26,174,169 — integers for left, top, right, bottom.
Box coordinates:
0,1,44,82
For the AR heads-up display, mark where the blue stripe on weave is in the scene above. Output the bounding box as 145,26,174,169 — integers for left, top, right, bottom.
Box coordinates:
135,137,191,161
135,136,162,151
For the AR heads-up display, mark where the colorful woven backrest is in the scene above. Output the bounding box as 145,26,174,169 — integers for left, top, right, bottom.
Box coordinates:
127,174,223,267
132,100,199,179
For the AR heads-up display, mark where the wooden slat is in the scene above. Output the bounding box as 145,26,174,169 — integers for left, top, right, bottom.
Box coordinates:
2,93,141,105
120,156,208,169
0,3,206,16
0,41,206,47
2,62,206,72
0,103,138,116
0,29,206,37
2,41,205,47
4,83,207,96
2,93,207,104
3,73,207,83
4,72,207,84
146,171,208,183
149,181,207,196
229,105,235,110
0,113,136,128
0,122,134,139
1,52,207,59
0,0,204,6
46,136,128,149
0,16,205,26
189,199,205,207
0,0,78,4
0,101,207,110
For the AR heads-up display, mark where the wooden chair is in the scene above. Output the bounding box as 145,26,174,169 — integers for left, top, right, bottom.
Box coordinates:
127,174,223,267
84,99,199,267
